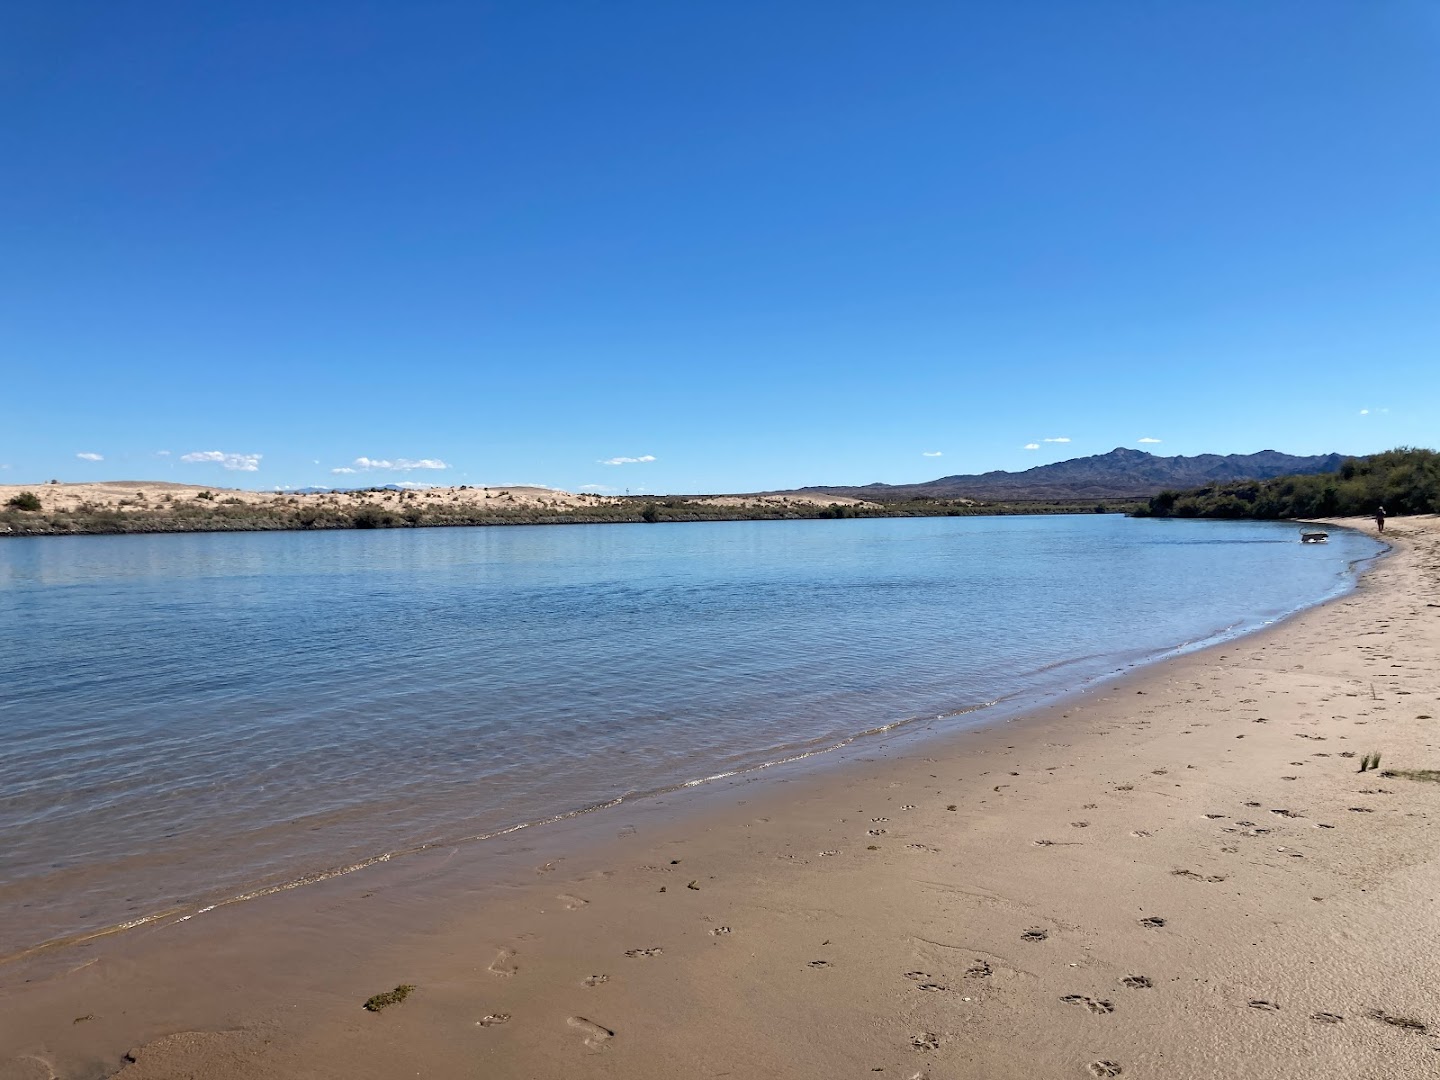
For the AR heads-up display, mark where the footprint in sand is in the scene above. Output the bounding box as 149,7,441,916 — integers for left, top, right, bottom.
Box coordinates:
477,1013,511,1027
906,843,939,852
1139,917,1166,929
1121,975,1153,989
1062,995,1115,1015
567,1016,614,1048
709,926,732,936
1070,821,1089,828
489,949,518,977
1089,1062,1123,1077
1021,928,1049,942
808,960,832,969
583,974,609,987
1248,999,1280,1012
868,829,887,836
965,961,992,978
1310,1011,1344,1024
625,947,663,958
1130,830,1152,838
558,894,589,910
910,1032,940,1051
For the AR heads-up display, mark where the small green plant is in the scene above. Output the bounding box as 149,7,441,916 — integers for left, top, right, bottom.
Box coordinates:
196,490,215,501
6,491,42,511
362,984,415,1012
1358,751,1382,773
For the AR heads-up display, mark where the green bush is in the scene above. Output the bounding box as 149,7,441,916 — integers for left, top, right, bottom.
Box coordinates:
1142,448,1438,520
6,491,42,511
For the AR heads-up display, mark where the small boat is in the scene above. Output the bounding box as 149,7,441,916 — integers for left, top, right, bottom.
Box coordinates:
1300,531,1328,544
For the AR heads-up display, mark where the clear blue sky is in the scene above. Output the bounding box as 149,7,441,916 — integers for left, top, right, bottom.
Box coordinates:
3,2,1437,493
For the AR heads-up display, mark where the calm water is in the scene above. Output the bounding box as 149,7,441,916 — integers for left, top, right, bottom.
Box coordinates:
0,516,1380,956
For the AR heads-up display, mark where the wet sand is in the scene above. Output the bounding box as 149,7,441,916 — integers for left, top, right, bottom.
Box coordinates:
3,516,1437,1079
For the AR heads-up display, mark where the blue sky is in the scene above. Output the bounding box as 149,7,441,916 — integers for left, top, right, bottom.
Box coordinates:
3,2,1437,493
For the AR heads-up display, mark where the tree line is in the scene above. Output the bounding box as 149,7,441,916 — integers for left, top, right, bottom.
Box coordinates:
1134,447,1438,520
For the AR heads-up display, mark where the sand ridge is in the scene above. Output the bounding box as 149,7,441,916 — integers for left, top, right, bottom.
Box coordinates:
1,517,1437,1078
0,480,874,518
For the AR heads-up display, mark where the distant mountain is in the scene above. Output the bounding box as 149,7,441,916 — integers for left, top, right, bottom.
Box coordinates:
792,448,1348,502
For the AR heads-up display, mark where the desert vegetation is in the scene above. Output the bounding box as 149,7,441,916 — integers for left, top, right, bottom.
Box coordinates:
0,482,1142,537
1135,448,1438,520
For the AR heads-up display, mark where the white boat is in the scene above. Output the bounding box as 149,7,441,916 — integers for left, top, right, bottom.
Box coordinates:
1300,531,1328,544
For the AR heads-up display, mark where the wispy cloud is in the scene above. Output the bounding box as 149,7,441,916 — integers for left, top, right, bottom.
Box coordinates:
155,450,171,457
600,455,656,466
1023,443,1041,450
1358,407,1388,416
76,452,104,462
330,466,358,474
1042,437,1071,444
922,451,943,457
1137,437,1162,444
343,456,450,472
578,484,618,492
180,450,262,472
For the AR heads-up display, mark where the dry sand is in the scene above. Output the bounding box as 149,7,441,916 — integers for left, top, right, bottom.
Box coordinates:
0,480,874,518
2,517,1437,1079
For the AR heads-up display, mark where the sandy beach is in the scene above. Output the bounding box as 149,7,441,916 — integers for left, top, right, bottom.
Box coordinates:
2,516,1437,1079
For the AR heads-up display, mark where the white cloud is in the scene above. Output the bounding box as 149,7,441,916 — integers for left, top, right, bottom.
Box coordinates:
922,451,943,457
578,484,618,492
345,456,450,472
395,481,439,489
1137,437,1162,444
600,455,657,466
155,450,171,457
1359,408,1369,416
1023,443,1041,450
330,466,358,474
180,450,262,472
76,452,104,462
1042,437,1071,443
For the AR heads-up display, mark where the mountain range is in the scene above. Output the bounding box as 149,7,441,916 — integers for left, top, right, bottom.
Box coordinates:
792,448,1348,502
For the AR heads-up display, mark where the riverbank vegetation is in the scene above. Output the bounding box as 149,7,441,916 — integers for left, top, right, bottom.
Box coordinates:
1134,448,1438,520
0,488,1142,537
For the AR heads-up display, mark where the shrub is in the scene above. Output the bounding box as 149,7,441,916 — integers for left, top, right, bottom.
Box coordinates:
6,491,42,511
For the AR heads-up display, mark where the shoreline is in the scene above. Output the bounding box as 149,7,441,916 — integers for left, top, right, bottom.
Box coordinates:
0,479,1132,538
3,516,1437,1078
0,522,1379,968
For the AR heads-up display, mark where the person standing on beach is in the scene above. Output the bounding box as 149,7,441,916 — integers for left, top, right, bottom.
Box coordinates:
1376,505,1386,533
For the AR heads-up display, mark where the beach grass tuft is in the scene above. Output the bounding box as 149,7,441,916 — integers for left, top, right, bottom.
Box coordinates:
1358,751,1382,773
363,984,416,1012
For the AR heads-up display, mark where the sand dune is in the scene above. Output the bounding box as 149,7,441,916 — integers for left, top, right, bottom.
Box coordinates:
1,517,1436,1078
